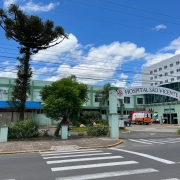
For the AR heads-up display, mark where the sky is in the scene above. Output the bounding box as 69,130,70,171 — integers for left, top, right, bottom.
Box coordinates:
0,0,180,87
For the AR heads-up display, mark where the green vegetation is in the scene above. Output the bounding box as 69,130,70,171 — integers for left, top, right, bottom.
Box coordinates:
82,111,101,126
40,76,88,136
0,4,67,120
178,129,180,135
8,120,39,139
87,126,109,137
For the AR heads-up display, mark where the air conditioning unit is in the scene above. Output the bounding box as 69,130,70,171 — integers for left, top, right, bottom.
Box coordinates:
3,90,9,94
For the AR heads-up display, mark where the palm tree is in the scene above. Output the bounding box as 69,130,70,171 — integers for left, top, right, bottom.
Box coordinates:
96,83,124,119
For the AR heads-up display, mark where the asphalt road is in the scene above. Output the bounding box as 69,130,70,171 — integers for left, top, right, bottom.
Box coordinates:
0,142,180,180
1,124,180,180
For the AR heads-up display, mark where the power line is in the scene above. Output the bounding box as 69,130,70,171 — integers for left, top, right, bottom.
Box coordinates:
100,0,180,20
69,0,180,26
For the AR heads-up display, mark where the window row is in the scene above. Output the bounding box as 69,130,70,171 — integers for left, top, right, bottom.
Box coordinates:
151,77,180,86
149,70,180,80
95,95,144,105
150,61,180,74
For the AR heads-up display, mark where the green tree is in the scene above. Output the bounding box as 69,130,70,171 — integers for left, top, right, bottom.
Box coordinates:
96,83,124,118
82,111,101,126
40,77,88,136
0,4,67,120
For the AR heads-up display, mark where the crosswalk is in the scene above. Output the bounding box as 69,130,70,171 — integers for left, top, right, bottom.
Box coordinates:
39,149,178,180
128,137,180,145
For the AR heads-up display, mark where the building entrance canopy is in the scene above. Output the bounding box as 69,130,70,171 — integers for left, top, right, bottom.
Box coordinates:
117,86,180,100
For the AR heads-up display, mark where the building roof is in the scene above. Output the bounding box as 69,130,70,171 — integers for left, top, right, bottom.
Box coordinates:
0,101,42,109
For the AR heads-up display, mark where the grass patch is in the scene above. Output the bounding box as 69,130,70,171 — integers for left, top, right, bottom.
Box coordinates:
71,127,90,132
178,129,180,135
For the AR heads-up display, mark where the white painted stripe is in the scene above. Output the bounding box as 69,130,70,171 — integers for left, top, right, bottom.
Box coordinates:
47,155,123,164
41,150,103,156
166,140,180,144
52,161,138,172
55,168,158,180
149,138,180,143
43,153,111,159
139,139,164,144
40,149,96,154
128,139,152,144
161,178,179,180
111,148,176,164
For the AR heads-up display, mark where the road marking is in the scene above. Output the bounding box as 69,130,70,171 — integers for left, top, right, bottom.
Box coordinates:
128,139,152,144
41,150,103,156
161,179,179,180
55,168,158,180
47,155,123,164
111,148,176,164
40,149,97,154
43,152,111,159
139,139,165,144
51,161,138,172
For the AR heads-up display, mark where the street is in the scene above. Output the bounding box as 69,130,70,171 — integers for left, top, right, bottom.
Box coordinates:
0,124,180,180
0,142,180,179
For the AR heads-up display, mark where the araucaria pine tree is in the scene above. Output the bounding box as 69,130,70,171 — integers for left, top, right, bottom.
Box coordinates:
0,4,68,120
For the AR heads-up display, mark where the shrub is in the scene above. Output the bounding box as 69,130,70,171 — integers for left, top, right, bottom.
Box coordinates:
77,116,88,125
96,119,109,126
8,120,39,139
178,129,180,135
87,126,109,137
72,121,81,127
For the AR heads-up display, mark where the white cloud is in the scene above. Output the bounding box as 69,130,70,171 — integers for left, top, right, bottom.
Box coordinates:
3,0,59,12
143,53,174,67
131,74,142,87
162,37,180,54
21,1,59,12
42,37,146,84
0,66,17,78
3,0,17,8
119,73,128,79
112,80,127,87
152,24,167,31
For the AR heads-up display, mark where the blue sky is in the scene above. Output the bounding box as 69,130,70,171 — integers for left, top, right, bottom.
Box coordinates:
0,0,180,87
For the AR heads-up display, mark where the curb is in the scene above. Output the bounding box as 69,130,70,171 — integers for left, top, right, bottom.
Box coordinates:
0,140,124,155
0,149,53,155
79,140,123,149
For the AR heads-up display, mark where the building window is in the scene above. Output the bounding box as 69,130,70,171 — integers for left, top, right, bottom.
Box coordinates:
159,74,162,77
101,110,106,114
165,72,168,76
154,76,157,79
137,98,143,104
151,83,153,86
37,109,44,114
160,81,163,84
171,78,174,81
150,77,153,80
155,82,158,85
176,61,180,65
150,71,153,74
0,93,2,99
165,80,168,83
170,63,173,67
154,69,157,72
164,65,167,69
170,71,174,74
177,69,180,72
95,95,102,102
124,97,130,104
177,76,180,80
159,67,162,71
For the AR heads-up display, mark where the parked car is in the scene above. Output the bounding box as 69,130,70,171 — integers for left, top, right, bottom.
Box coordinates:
119,117,131,127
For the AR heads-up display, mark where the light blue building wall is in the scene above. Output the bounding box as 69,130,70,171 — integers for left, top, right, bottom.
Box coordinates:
0,77,145,125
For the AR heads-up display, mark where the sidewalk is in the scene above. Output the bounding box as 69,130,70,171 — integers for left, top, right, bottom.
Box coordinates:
0,137,123,154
